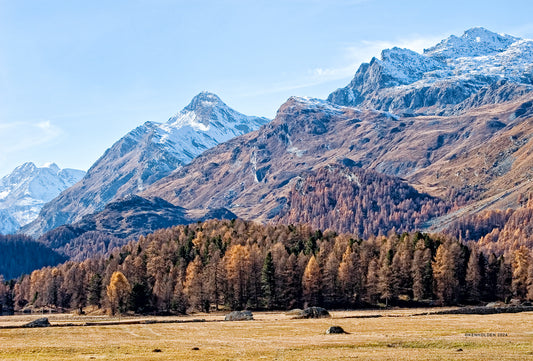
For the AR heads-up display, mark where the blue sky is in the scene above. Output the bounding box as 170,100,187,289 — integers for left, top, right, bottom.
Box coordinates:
1,0,532,177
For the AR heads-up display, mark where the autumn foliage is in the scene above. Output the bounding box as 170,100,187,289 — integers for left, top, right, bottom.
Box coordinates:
3,218,533,315
106,271,131,315
276,165,449,238
445,197,533,255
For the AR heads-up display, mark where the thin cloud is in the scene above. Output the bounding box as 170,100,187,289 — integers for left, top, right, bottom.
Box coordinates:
310,34,444,84
237,78,339,98
236,33,444,99
0,120,63,153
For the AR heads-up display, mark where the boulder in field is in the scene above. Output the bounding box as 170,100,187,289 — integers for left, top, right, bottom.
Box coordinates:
485,301,506,308
326,326,347,334
291,307,331,319
224,310,253,321
23,317,51,328
285,309,303,316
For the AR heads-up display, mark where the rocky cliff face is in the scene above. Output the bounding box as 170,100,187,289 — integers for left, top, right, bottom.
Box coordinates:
21,92,268,237
328,28,533,115
0,163,85,234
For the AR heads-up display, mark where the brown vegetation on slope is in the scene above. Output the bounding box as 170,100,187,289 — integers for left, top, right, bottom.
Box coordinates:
275,164,448,238
445,196,533,256
411,98,533,211
142,95,533,231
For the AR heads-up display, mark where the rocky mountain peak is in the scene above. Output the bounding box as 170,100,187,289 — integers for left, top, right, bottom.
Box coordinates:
183,91,224,112
1,162,84,194
167,91,267,132
377,47,443,86
6,162,37,185
171,91,230,129
424,27,520,59
328,27,531,114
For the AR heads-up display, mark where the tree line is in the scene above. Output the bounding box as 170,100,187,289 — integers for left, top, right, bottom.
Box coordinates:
2,219,533,315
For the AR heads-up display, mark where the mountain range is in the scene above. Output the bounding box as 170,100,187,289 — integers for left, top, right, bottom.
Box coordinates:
6,27,533,267
139,27,533,231
21,92,268,237
0,163,85,234
328,27,533,115
141,93,532,224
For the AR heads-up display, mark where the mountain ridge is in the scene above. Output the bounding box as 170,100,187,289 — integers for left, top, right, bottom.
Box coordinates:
21,92,269,237
328,27,533,115
37,194,237,261
139,91,533,236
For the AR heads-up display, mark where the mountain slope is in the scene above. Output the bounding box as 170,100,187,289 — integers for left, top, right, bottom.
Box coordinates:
275,164,448,238
0,162,85,234
22,92,268,237
141,92,532,225
441,197,533,256
328,28,533,115
37,195,236,261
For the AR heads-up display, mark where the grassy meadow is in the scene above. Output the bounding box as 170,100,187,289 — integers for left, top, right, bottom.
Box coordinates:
1,309,532,360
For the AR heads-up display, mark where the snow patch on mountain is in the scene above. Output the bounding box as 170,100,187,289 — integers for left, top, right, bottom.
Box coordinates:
379,47,443,86
0,162,85,234
287,96,348,114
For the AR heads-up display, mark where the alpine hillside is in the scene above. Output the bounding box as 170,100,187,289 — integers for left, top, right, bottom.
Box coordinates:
21,92,269,237
0,162,85,234
141,94,531,225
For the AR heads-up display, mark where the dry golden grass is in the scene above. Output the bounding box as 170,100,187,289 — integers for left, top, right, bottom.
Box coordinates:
1,309,532,360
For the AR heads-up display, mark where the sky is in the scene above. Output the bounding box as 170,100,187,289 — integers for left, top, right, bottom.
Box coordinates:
0,0,532,177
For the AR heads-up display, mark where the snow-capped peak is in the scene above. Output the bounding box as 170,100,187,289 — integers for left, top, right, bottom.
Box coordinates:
378,47,443,85
167,91,256,131
154,92,269,164
7,162,39,186
13,162,37,174
328,27,533,113
183,91,225,113
424,27,520,59
0,162,85,234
